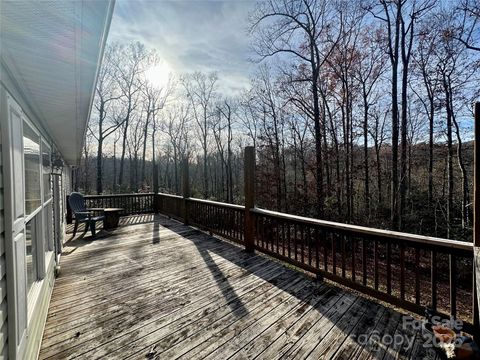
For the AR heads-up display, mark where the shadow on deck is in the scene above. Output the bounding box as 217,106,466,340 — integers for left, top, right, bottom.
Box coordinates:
41,215,435,359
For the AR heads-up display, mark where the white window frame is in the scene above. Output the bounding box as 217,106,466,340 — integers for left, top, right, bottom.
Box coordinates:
21,117,54,297
41,140,54,253
23,118,42,223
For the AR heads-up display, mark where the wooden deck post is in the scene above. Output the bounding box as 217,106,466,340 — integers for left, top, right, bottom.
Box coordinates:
182,157,190,225
473,102,480,336
153,163,159,213
244,146,255,252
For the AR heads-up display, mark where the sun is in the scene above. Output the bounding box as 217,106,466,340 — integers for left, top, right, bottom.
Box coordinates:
145,61,173,89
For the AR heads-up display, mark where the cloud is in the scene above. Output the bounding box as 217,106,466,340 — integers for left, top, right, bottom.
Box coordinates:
108,0,257,95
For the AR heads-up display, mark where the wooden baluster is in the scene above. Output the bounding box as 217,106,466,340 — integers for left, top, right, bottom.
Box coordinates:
342,235,346,278
450,254,457,318
315,228,319,269
227,208,230,237
287,223,291,259
300,225,305,264
210,206,214,235
231,209,234,238
225,208,228,237
374,240,379,290
431,250,437,310
238,210,241,241
332,234,336,275
233,209,236,239
267,217,272,251
234,210,237,240
307,228,312,266
415,247,420,305
242,212,245,242
362,238,367,286
352,237,356,282
282,222,286,257
234,209,237,240
275,219,279,253
255,216,260,247
256,215,263,248
400,242,405,300
270,218,274,252
262,217,266,249
387,242,392,295
294,223,298,262
324,231,328,272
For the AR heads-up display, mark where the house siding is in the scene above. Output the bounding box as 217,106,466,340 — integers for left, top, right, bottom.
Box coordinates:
0,114,8,359
0,74,62,359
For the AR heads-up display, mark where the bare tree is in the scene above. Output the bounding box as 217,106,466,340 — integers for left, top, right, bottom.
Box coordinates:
90,44,123,194
114,42,150,189
456,0,480,51
354,27,388,219
214,99,236,202
250,0,343,218
160,102,190,194
140,74,173,186
181,72,218,198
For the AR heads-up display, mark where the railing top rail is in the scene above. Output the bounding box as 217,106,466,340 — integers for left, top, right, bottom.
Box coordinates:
252,207,473,252
187,197,245,211
156,192,184,199
84,193,154,198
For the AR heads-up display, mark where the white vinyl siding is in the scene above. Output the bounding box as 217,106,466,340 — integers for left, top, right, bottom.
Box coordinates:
0,119,9,358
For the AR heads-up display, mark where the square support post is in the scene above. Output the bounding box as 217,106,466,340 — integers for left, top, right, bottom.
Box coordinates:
473,103,480,337
182,157,190,225
153,162,159,213
244,146,255,252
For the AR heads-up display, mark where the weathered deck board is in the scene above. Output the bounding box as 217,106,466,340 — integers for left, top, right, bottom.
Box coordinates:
40,215,431,359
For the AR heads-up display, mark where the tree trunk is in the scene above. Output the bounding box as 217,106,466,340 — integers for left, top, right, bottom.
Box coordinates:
96,138,103,194
312,67,324,218
113,140,117,193
445,79,453,238
141,115,150,185
452,95,469,229
118,118,129,187
363,88,370,220
399,62,408,230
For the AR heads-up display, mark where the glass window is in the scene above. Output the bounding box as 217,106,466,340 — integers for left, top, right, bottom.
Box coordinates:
26,218,38,291
23,121,41,215
42,141,52,201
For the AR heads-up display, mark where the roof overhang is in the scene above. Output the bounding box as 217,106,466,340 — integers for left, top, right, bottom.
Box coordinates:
0,0,115,165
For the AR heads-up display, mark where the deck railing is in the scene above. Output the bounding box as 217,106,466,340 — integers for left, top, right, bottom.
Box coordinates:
156,193,184,220
252,208,475,332
153,191,476,333
187,198,245,244
66,146,479,334
66,193,155,222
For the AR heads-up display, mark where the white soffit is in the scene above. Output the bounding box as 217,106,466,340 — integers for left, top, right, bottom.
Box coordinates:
0,0,114,164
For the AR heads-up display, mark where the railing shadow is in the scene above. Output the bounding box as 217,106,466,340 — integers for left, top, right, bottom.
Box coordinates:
159,217,422,359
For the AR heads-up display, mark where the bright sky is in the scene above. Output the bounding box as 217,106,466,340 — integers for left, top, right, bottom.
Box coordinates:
108,0,258,94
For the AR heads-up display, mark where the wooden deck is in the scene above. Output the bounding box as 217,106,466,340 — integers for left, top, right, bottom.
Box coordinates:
40,215,436,359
